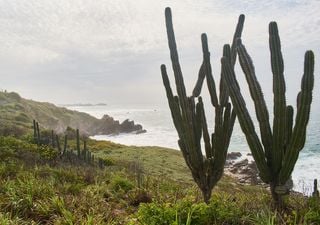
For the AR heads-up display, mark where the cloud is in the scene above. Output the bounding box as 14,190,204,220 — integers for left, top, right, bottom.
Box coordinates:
0,0,318,106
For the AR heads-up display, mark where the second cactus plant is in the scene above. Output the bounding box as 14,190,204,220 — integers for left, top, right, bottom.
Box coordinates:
222,21,314,207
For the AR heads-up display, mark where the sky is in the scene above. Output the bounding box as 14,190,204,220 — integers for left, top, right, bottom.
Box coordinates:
0,0,319,109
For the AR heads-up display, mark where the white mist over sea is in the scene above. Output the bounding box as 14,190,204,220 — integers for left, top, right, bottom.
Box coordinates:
67,104,320,194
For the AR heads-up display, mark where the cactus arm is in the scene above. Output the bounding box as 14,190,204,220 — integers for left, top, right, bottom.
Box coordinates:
161,65,203,171
161,64,183,134
230,14,245,66
165,7,188,104
201,33,219,107
279,51,314,183
220,45,232,107
269,22,287,174
285,105,293,150
236,39,273,165
197,97,212,158
193,14,245,98
193,63,205,97
165,7,199,163
221,56,271,182
211,104,234,181
222,103,235,150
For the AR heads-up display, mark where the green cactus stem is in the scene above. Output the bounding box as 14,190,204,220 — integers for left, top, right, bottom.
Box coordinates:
56,135,61,153
51,130,55,148
33,120,37,143
76,129,80,157
161,7,241,203
313,179,319,198
63,135,67,155
36,122,40,146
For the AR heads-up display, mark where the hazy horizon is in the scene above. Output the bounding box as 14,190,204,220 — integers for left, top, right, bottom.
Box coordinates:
1,0,319,110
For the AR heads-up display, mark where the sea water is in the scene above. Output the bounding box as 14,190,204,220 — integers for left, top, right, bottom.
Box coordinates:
67,104,320,194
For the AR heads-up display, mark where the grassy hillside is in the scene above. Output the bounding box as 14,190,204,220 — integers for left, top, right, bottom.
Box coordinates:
0,91,144,137
0,91,101,135
0,91,319,224
0,134,319,224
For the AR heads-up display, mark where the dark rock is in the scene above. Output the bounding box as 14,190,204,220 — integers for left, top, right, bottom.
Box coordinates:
136,129,147,134
225,158,263,185
130,191,152,206
227,152,242,160
233,159,248,168
91,115,146,136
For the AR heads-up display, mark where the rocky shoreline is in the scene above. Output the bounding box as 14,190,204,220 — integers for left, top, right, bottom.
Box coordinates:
224,152,302,197
225,152,263,185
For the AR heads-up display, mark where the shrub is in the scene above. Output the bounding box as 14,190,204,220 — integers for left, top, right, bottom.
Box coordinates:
110,175,134,193
134,194,244,225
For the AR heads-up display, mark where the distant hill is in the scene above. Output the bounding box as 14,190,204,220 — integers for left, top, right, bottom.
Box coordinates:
0,91,145,136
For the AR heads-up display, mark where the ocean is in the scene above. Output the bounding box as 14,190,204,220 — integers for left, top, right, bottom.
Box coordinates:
67,104,320,194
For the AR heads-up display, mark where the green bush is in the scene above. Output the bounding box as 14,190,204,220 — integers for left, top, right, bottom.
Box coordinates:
110,175,134,193
304,197,320,224
134,195,244,225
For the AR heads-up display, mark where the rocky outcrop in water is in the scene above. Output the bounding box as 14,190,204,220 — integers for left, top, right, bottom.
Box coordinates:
91,115,146,135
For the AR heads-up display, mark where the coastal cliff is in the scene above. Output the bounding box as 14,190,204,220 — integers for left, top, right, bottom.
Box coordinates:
0,91,145,136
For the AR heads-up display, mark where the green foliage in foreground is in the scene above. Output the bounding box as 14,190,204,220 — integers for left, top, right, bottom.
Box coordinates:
0,136,319,224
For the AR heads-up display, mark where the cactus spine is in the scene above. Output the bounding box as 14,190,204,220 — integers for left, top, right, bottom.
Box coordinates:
222,21,314,207
161,7,243,203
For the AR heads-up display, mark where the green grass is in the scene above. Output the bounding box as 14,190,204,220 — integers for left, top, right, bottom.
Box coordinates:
0,135,319,224
0,91,106,136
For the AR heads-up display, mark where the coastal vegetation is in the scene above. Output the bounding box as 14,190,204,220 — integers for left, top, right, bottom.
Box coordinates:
0,91,145,137
0,6,317,225
0,131,319,224
0,91,317,224
162,7,314,210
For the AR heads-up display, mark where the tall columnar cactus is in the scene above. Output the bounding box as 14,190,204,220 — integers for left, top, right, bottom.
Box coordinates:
33,119,37,143
51,130,55,148
161,7,243,203
313,179,319,198
56,135,61,153
76,129,80,157
35,122,41,145
83,140,87,161
63,135,68,155
221,21,314,206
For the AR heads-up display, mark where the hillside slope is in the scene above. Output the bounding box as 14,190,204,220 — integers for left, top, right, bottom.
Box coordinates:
0,91,144,136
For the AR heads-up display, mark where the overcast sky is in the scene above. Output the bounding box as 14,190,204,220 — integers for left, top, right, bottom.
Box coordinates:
0,0,319,108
